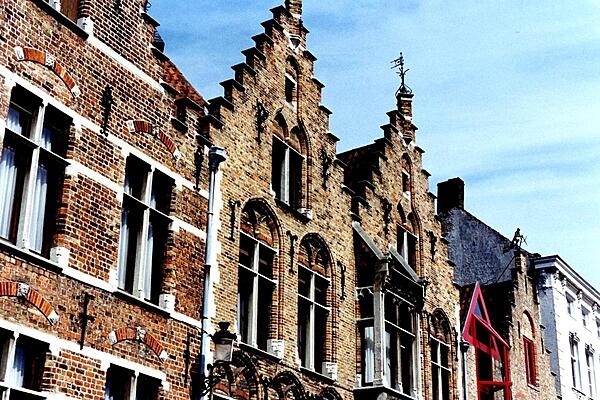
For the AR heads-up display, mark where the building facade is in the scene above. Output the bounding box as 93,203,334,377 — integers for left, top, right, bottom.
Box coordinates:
0,0,214,399
438,177,558,400
535,255,600,400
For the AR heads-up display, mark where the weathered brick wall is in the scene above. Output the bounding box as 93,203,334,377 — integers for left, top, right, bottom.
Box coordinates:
339,93,460,399
204,4,356,399
0,0,211,399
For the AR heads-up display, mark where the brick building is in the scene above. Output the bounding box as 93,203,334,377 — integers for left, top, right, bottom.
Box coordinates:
0,0,214,399
438,178,558,400
0,1,466,400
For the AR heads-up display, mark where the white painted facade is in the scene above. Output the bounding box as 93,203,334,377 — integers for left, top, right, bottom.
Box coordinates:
536,255,600,400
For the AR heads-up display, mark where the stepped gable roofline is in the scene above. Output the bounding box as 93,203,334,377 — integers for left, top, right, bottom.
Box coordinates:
162,59,206,107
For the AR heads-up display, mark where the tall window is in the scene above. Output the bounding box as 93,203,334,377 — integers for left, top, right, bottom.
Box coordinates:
104,364,160,400
586,346,596,398
237,205,277,351
297,237,330,373
117,156,173,304
0,87,69,257
358,286,375,386
570,334,582,389
566,294,575,316
522,313,537,386
0,329,49,399
384,291,416,394
271,134,303,208
583,307,590,328
431,311,451,400
397,224,417,270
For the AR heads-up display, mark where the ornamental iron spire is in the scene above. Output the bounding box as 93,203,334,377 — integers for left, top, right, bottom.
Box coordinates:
391,52,412,95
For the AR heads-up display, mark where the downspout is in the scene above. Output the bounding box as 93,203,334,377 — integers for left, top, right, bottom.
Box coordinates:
460,339,470,400
200,146,227,391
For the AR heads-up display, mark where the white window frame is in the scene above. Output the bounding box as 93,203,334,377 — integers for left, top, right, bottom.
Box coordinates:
237,231,277,349
103,363,161,400
0,88,69,257
566,294,575,316
583,307,590,328
384,291,416,395
430,337,451,400
571,335,582,389
297,263,330,372
272,136,304,207
397,226,418,269
586,348,596,399
0,329,48,400
117,156,173,303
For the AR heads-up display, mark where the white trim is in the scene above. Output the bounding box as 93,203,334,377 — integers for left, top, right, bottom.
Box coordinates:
66,160,123,194
86,35,163,93
0,318,167,384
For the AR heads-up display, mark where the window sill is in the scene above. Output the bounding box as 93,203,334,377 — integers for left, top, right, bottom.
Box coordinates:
0,239,62,274
527,383,540,391
238,342,282,363
353,385,415,400
299,366,335,384
274,199,312,222
113,289,170,317
31,0,89,39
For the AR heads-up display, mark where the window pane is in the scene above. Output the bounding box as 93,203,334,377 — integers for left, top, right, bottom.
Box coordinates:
258,245,274,278
256,278,273,350
314,306,327,373
288,149,302,208
124,157,148,200
238,235,255,269
136,374,160,400
150,170,173,214
145,213,168,303
362,325,375,385
237,268,253,344
118,203,143,294
400,331,413,394
298,265,310,297
271,138,286,201
42,106,70,157
0,144,20,240
314,275,328,306
12,336,47,391
104,365,132,400
297,298,309,367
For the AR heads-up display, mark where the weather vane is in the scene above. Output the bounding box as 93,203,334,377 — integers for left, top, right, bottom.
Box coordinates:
391,52,412,95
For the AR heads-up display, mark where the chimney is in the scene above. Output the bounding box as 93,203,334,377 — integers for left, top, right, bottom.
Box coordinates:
285,0,302,17
437,177,465,214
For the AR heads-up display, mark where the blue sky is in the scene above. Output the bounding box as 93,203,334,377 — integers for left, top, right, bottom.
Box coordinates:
151,1,600,287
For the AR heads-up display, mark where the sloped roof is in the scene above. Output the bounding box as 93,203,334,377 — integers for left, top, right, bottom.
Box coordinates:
162,59,206,107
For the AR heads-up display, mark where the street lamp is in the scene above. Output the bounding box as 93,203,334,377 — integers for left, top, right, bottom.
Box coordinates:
194,322,237,398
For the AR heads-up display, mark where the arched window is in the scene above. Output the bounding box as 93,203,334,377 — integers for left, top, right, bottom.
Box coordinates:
271,117,305,209
522,312,537,386
237,201,279,351
401,155,412,197
297,235,330,373
430,310,452,400
285,57,300,110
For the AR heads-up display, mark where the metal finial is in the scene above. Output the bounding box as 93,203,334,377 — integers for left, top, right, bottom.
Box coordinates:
391,52,412,95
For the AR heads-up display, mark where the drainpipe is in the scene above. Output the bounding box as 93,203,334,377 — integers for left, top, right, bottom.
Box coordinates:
200,146,227,391
460,339,470,400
